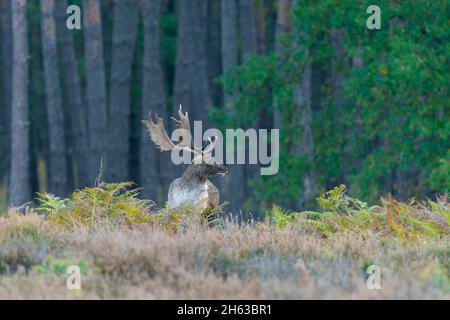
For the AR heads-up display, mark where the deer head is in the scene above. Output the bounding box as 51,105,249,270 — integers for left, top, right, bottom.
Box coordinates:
142,105,227,182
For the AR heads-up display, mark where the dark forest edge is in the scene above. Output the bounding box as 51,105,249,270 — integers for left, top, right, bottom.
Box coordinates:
0,1,449,215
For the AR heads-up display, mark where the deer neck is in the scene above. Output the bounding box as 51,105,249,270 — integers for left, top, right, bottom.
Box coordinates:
181,165,209,184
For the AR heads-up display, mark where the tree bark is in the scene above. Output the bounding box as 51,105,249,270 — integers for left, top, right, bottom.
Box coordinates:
330,28,345,109
207,0,222,108
40,0,68,196
172,0,213,182
273,0,291,129
140,0,168,203
55,0,90,189
9,0,31,207
239,0,259,211
221,0,238,106
221,0,244,213
173,0,212,126
238,0,257,60
290,0,317,209
0,0,12,182
293,59,317,209
107,0,138,182
83,0,108,184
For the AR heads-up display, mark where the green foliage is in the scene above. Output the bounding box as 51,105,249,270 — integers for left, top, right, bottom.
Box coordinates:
428,154,450,193
267,185,450,242
266,204,295,229
32,258,90,276
35,182,228,232
36,182,155,228
219,0,450,208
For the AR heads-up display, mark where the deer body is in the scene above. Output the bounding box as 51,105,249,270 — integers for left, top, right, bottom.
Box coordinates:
168,179,219,211
143,106,227,212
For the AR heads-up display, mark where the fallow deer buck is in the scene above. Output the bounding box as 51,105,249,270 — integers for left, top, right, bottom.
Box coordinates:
142,106,227,213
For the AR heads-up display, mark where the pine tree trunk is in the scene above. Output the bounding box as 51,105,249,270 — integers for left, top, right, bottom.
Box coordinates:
293,59,317,209
83,0,108,184
174,0,212,124
292,0,317,209
9,0,30,207
221,0,238,106
173,0,212,184
0,0,12,183
273,0,291,129
221,0,244,213
207,0,222,108
330,28,345,109
239,0,257,60
55,0,90,189
239,0,259,211
140,0,168,203
106,0,138,182
40,0,68,196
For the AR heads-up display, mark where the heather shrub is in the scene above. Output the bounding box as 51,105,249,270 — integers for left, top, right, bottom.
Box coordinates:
0,184,448,299
0,211,58,273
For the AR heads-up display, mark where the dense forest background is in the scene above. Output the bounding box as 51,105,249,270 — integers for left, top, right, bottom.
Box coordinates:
0,0,448,214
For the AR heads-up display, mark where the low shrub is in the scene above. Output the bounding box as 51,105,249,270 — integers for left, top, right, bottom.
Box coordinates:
267,185,450,241
36,182,156,229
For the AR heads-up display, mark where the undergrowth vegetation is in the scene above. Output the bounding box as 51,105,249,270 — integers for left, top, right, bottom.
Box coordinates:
34,182,224,232
269,185,450,242
0,183,448,299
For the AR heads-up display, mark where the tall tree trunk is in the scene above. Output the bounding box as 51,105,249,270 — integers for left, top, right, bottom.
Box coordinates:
9,0,30,207
239,0,259,211
272,0,291,208
173,0,212,180
40,0,68,196
221,0,238,106
221,0,244,213
0,0,12,183
83,0,108,184
207,0,222,108
330,28,346,187
273,0,291,129
238,0,257,61
174,0,212,123
140,0,168,203
330,28,345,108
290,0,317,209
56,0,90,188
274,0,317,208
107,0,138,182
293,59,316,209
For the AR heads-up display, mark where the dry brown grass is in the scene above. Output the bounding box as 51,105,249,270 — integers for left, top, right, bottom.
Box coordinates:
0,208,448,299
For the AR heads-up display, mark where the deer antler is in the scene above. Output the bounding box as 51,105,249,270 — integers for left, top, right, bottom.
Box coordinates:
142,108,199,155
170,105,193,149
203,136,217,155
